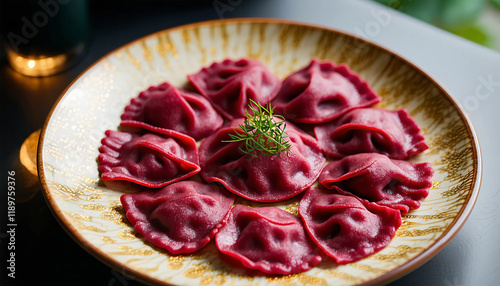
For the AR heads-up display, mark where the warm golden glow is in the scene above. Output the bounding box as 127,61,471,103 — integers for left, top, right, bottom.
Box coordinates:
14,129,41,203
4,43,85,77
19,129,40,177
28,60,36,69
6,49,68,76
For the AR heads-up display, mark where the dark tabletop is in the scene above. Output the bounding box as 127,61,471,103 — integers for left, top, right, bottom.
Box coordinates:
0,1,489,285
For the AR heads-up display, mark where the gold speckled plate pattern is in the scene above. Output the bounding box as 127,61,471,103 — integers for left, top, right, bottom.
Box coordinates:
38,19,481,286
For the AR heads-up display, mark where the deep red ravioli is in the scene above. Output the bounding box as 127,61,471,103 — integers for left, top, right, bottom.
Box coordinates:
299,187,402,264
320,153,434,213
272,59,381,123
215,205,323,274
120,81,223,141
199,119,326,202
314,108,428,159
98,125,200,188
121,180,235,254
99,57,434,275
187,58,281,120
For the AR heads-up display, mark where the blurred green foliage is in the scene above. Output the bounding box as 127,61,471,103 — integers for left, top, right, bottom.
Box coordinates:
373,0,499,48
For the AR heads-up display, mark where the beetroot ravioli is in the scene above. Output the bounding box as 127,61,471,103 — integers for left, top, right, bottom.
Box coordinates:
98,58,434,276
320,153,434,213
299,187,402,264
98,125,200,188
199,119,326,202
314,108,428,159
272,59,381,123
121,82,223,141
121,180,235,254
215,205,323,274
188,58,281,120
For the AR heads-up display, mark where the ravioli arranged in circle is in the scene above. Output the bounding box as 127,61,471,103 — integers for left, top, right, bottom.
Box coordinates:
98,58,434,276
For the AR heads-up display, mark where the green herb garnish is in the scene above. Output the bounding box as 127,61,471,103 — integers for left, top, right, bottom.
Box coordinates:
223,100,291,157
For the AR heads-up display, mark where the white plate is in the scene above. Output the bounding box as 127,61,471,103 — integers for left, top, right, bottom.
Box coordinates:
38,18,481,285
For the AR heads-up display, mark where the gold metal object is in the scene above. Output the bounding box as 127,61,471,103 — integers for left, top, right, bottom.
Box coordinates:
13,129,40,202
